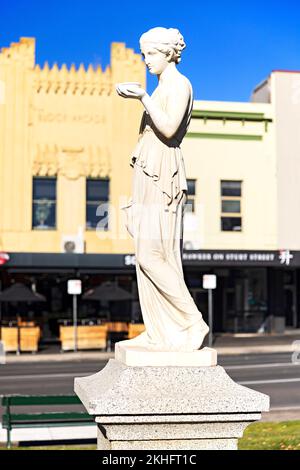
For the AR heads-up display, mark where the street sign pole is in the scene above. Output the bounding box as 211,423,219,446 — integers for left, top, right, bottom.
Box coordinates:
68,280,82,353
203,274,217,348
208,288,213,348
73,293,78,352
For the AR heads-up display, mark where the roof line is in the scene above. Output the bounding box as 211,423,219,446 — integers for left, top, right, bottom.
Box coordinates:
272,69,300,74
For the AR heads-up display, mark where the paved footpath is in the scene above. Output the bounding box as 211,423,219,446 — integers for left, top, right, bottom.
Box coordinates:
2,330,300,363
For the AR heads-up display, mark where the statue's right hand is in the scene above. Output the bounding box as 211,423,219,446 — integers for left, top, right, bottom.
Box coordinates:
115,82,145,100
116,84,123,96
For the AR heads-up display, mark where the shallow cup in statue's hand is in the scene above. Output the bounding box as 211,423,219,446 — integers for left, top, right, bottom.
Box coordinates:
115,82,146,100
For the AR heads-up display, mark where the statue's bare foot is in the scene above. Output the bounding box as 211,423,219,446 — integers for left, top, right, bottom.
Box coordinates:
187,319,209,350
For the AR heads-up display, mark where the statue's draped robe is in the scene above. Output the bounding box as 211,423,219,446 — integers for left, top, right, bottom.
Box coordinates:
121,79,208,351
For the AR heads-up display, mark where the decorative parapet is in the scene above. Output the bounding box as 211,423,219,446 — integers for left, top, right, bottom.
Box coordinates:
32,41,144,96
110,42,145,81
0,37,144,96
33,62,112,96
111,42,143,68
0,37,35,68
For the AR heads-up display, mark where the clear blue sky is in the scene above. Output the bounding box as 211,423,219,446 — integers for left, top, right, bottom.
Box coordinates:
1,0,300,101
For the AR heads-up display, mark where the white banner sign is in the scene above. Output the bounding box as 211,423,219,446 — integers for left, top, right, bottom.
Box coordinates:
68,279,82,295
203,274,217,290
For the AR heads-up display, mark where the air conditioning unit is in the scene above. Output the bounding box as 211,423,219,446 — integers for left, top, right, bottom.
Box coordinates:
61,227,85,254
183,213,202,250
183,241,198,251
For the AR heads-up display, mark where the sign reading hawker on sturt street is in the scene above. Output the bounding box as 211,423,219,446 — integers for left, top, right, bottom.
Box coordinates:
124,249,299,267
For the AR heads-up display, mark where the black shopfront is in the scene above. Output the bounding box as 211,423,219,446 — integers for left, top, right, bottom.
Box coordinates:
180,250,300,333
0,249,299,341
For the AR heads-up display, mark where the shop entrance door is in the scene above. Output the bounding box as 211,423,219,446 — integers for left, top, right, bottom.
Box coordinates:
284,285,297,327
223,277,245,333
190,288,209,325
223,269,267,333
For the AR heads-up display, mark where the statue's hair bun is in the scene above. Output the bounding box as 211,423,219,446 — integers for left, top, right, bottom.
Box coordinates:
140,27,186,63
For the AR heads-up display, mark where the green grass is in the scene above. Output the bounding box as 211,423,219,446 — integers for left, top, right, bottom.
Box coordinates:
1,421,300,450
238,420,300,450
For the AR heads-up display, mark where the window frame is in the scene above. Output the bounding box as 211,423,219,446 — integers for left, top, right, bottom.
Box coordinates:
86,177,110,231
32,176,57,230
220,180,242,232
186,178,197,214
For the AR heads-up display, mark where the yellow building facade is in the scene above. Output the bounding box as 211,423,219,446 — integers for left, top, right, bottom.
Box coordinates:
0,37,145,255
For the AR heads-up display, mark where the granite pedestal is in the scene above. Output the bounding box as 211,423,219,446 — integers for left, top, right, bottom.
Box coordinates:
74,347,269,450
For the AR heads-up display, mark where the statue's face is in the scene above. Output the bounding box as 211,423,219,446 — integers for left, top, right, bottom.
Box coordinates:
141,44,170,75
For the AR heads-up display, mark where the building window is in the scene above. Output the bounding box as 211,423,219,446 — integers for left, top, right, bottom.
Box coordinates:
221,180,242,231
86,178,109,230
32,177,56,229
186,179,196,213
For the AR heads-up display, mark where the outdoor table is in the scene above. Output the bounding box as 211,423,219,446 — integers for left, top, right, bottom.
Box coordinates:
20,326,40,352
1,327,18,352
59,324,108,351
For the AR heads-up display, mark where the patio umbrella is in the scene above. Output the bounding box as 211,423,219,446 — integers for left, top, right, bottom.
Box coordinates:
0,283,46,303
82,281,134,301
0,283,46,350
82,281,134,349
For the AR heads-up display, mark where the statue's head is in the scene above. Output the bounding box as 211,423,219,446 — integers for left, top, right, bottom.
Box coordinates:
139,27,186,75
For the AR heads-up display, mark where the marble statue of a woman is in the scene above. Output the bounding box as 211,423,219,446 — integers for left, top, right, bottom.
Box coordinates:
116,27,209,352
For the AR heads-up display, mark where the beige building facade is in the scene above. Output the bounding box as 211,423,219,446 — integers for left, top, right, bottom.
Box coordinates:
0,37,299,336
182,100,276,251
252,70,300,250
